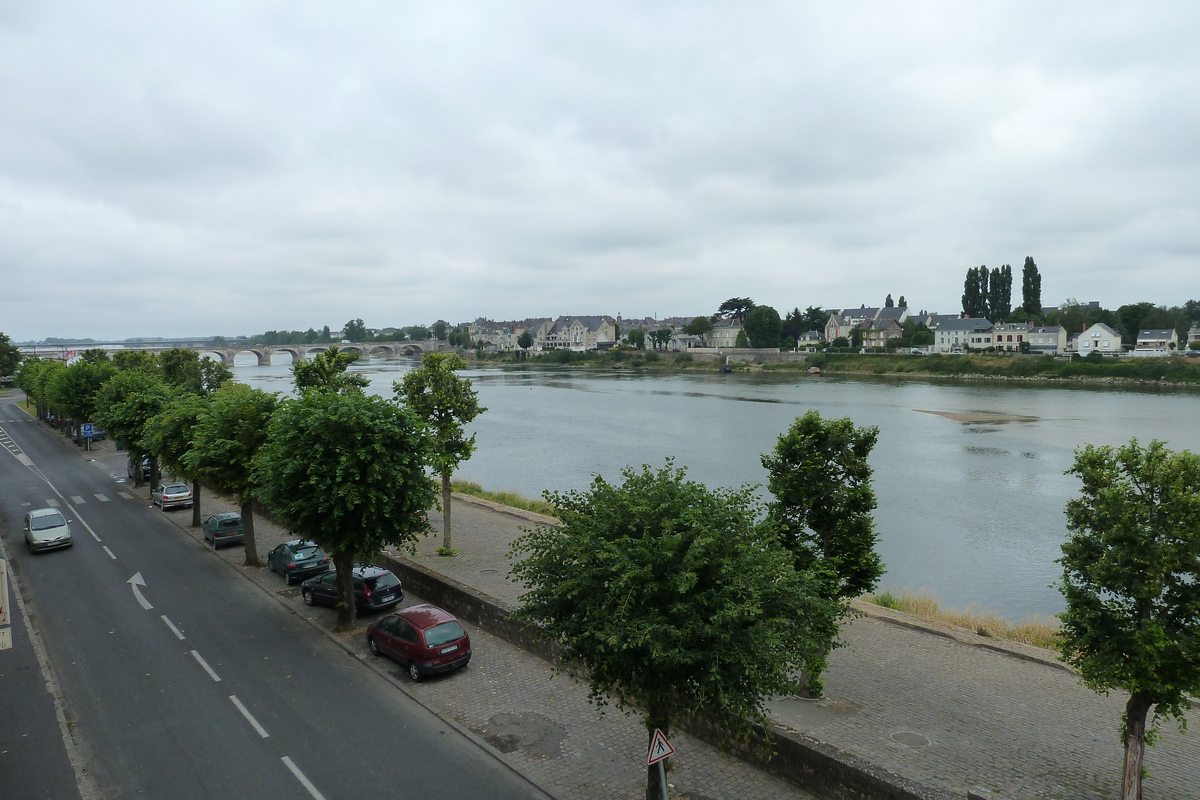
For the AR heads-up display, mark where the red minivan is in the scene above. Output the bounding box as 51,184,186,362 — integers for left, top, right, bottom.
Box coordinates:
366,604,472,682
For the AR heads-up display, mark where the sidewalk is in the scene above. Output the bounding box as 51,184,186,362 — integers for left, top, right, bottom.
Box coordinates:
79,428,1200,799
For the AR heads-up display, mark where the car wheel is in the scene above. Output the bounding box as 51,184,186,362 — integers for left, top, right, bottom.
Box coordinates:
408,662,421,682
302,590,315,606
369,638,380,656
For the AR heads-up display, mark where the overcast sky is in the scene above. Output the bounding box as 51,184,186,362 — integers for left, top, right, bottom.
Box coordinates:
2,1,1198,341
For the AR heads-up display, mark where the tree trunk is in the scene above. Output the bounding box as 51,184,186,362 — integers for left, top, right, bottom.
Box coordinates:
190,482,202,527
333,550,358,632
240,499,261,567
441,472,453,552
645,717,669,800
1121,691,1152,800
150,456,161,491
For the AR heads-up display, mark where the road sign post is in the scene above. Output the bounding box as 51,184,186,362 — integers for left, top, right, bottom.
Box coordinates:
647,728,675,799
81,422,94,452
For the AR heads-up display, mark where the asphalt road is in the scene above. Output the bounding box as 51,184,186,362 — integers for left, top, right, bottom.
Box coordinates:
0,399,547,800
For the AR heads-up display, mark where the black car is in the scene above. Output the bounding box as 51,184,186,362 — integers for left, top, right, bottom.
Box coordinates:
268,539,331,584
127,456,150,481
301,565,403,612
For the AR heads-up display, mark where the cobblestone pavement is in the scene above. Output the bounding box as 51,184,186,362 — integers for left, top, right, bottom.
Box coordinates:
79,442,812,800
79,432,1200,800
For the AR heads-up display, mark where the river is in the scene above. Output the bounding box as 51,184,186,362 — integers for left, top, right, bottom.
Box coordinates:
231,355,1200,621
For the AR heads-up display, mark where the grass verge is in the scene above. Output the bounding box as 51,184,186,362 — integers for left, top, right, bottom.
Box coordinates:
863,589,1062,651
450,479,559,518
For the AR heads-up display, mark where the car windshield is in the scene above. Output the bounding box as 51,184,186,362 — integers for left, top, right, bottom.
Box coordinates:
163,484,187,493
368,573,400,591
423,621,466,648
293,545,321,560
32,513,66,531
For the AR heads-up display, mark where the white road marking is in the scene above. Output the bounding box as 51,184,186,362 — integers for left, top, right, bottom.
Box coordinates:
229,695,269,738
191,650,221,682
90,529,101,542
281,757,327,800
46,498,60,507
70,495,85,504
127,572,153,610
117,492,133,500
94,493,110,502
102,546,116,560
161,616,185,640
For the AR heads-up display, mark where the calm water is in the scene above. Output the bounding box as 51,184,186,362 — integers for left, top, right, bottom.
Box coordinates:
231,355,1200,620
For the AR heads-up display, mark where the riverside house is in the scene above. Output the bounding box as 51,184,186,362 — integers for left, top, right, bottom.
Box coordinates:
1133,329,1180,356
1075,323,1122,355
1027,326,1068,356
931,317,994,354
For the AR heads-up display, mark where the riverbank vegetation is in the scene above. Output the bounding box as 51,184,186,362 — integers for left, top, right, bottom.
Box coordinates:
767,352,1200,384
864,590,1062,651
450,479,559,517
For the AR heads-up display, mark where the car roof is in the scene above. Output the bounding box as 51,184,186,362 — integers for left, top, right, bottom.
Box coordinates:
352,564,392,578
162,482,188,489
396,604,458,630
207,512,241,521
29,507,64,518
283,539,318,548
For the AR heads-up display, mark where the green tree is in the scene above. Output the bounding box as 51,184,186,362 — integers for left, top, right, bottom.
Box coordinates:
78,348,111,364
292,346,369,395
14,358,62,418
717,297,755,322
187,383,280,566
395,353,486,554
884,293,893,308
343,318,368,342
962,266,989,318
762,411,884,693
734,329,750,348
1115,302,1158,347
431,321,448,340
626,328,645,349
95,371,173,488
255,390,436,630
509,462,842,800
112,350,157,372
743,305,782,348
683,316,712,344
0,332,21,377
647,328,673,350
1058,440,1200,800
988,264,1013,321
44,359,117,432
159,348,207,394
517,330,534,358
143,393,209,527
831,336,849,349
1021,257,1042,317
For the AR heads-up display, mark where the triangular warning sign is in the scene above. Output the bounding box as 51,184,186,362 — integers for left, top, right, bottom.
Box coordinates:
647,728,675,765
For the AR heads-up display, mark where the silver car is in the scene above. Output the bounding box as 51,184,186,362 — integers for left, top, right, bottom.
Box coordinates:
24,508,73,552
152,482,193,510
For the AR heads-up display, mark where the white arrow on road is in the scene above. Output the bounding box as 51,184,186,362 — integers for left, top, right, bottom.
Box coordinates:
127,572,153,610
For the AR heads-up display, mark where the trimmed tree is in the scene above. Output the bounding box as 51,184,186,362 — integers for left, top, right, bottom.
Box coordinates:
761,410,884,694
510,462,841,800
292,345,369,395
254,390,436,630
143,393,209,527
0,331,21,378
682,316,712,345
395,353,486,555
44,359,117,435
517,330,534,359
187,383,280,566
1058,439,1200,800
95,371,173,488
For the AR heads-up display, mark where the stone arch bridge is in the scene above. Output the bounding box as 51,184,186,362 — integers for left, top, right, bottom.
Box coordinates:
199,340,445,366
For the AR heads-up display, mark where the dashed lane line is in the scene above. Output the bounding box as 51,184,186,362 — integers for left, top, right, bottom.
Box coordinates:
102,546,116,560
94,493,111,502
71,495,85,504
161,616,185,640
281,757,328,800
230,696,270,739
190,650,222,682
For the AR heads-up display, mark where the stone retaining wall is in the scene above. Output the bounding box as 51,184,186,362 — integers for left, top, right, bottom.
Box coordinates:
380,552,960,800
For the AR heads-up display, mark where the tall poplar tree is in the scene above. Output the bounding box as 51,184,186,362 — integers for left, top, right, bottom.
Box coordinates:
1021,257,1042,317
988,264,1013,321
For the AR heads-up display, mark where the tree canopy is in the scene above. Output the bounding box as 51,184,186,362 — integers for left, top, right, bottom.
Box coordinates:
625,328,645,349
1021,257,1042,317
292,345,369,395
44,359,117,425
510,462,841,800
717,297,755,322
682,316,712,342
143,392,210,527
743,305,782,348
342,318,368,341
186,383,280,566
95,370,174,486
0,332,20,377
1058,439,1200,800
395,353,485,553
255,390,436,629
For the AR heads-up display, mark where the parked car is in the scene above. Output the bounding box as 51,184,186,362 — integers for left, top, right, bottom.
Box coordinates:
202,512,244,547
71,426,107,444
24,507,73,553
151,482,193,510
366,604,472,682
301,565,403,613
267,539,331,584
127,457,150,481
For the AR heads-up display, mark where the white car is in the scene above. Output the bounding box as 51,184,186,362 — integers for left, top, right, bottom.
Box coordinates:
152,482,193,510
24,508,73,552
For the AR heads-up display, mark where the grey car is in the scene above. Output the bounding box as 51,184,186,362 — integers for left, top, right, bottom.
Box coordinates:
24,508,73,552
152,482,193,510
202,513,244,547
268,539,331,584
